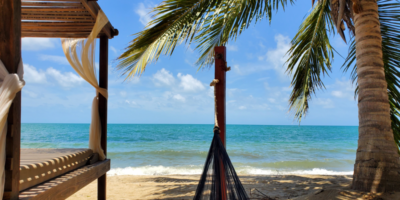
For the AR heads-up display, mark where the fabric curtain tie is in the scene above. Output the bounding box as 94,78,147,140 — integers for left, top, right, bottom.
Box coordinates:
0,59,25,200
210,79,219,128
61,9,109,161
96,87,108,100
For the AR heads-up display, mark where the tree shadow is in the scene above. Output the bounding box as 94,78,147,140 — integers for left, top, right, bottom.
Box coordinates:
139,175,361,200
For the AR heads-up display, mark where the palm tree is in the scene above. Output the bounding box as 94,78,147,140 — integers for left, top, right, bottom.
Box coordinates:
117,0,400,192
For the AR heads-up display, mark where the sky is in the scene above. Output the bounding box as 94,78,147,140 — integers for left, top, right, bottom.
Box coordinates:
20,0,358,125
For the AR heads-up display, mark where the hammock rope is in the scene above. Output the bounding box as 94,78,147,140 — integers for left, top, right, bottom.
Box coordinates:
193,60,249,200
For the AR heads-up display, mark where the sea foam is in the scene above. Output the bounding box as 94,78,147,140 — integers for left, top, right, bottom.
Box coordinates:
107,166,353,176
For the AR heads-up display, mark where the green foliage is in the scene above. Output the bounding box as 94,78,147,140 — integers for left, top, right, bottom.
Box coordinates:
285,0,334,121
117,0,294,78
343,0,400,150
118,0,400,151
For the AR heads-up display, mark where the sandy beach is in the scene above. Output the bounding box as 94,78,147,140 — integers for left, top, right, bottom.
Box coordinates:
67,175,400,200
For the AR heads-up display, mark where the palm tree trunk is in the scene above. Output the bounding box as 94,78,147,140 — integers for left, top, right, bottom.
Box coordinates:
352,0,400,192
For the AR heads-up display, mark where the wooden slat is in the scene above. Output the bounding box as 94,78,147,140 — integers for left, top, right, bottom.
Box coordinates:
22,32,91,38
19,0,117,39
22,10,90,14
22,8,87,12
22,25,94,29
22,13,92,17
22,17,94,22
19,160,111,200
23,29,92,33
22,0,81,2
22,15,94,21
22,28,93,32
1,0,22,199
22,2,83,7
79,0,115,38
22,22,94,26
22,13,93,18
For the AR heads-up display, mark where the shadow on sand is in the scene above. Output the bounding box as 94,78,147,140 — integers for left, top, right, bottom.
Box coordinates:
142,175,364,200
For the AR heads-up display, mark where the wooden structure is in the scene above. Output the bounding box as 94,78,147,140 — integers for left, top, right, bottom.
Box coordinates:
0,0,118,199
215,46,227,199
214,46,227,147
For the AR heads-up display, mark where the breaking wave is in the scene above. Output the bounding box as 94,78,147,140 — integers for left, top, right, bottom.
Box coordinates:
108,166,353,176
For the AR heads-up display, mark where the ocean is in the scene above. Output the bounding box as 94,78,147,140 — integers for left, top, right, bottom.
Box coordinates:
21,124,358,176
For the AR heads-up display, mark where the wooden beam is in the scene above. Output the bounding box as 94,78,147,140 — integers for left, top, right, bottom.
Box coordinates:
21,2,83,7
22,14,93,19
21,16,94,21
19,159,111,200
22,8,87,12
0,0,22,199
21,32,92,38
22,0,81,1
97,35,108,200
79,0,115,38
214,46,227,148
22,26,94,31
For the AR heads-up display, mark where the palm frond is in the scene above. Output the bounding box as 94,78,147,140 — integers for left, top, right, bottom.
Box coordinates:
286,0,334,121
117,0,294,78
117,0,219,79
194,0,295,68
342,0,400,150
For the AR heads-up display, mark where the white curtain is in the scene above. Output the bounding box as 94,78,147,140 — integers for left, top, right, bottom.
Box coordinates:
0,60,25,200
61,10,109,161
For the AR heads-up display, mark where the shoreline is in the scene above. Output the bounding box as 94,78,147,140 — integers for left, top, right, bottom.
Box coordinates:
67,174,400,200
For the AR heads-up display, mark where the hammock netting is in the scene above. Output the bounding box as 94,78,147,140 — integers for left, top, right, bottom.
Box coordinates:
194,127,249,200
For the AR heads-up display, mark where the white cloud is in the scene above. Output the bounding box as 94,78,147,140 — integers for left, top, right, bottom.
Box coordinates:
39,55,70,65
265,34,292,80
332,91,344,98
330,79,355,100
226,44,238,51
22,38,57,51
125,100,137,106
314,98,334,108
120,91,127,97
23,64,47,83
239,106,247,110
177,73,205,92
21,64,87,89
233,65,242,75
173,94,185,102
46,67,84,88
268,98,276,103
153,68,175,86
110,46,118,54
24,90,38,98
135,3,153,26
232,34,292,76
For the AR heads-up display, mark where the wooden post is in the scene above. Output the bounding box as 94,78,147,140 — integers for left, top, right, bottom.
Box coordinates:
215,46,227,200
0,1,22,200
214,46,226,147
97,35,108,200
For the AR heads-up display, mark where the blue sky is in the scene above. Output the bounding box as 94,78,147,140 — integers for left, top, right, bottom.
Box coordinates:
20,0,358,125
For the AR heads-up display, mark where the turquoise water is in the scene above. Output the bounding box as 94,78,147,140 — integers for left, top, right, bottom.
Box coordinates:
21,124,358,175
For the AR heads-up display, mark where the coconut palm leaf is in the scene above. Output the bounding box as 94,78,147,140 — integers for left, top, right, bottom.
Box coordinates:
194,0,294,68
286,0,334,121
117,0,217,79
117,0,294,78
342,0,400,150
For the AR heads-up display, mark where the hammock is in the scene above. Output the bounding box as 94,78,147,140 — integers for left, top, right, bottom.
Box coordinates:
193,78,249,200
